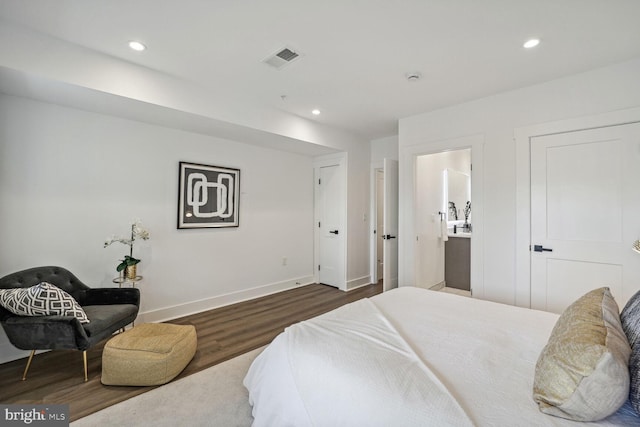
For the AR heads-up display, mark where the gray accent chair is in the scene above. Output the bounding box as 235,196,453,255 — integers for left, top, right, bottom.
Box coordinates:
0,266,140,381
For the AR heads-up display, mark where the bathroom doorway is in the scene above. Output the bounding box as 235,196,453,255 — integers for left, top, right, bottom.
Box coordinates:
414,148,471,295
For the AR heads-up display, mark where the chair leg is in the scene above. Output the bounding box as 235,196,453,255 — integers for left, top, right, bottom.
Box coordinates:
21,350,89,382
22,350,36,381
83,350,88,382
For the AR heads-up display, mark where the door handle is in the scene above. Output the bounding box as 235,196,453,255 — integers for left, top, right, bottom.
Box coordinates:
383,235,396,240
533,245,552,252
329,230,339,235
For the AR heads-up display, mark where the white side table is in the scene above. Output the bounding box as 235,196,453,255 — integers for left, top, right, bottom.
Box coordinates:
112,276,143,329
112,275,143,288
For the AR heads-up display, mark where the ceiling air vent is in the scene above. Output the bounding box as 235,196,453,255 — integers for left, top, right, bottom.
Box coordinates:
263,47,302,70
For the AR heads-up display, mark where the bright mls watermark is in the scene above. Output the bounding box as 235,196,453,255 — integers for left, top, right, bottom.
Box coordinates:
1,405,68,426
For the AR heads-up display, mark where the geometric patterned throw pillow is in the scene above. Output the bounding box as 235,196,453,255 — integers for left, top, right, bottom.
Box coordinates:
621,289,640,415
621,289,640,349
629,349,640,415
0,282,90,323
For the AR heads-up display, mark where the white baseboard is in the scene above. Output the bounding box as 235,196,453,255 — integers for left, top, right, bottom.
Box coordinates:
427,280,446,291
138,275,314,324
346,275,372,291
0,276,314,364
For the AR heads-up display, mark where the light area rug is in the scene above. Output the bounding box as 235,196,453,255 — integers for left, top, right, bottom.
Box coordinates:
71,347,264,427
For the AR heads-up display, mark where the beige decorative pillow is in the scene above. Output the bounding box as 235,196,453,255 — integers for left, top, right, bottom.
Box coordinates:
533,287,630,421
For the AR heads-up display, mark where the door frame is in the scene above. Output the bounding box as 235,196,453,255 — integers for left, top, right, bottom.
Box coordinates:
398,134,484,298
382,158,399,292
370,164,384,284
314,152,348,290
514,106,640,308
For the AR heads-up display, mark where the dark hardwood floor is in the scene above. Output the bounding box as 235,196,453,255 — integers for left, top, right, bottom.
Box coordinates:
0,282,382,421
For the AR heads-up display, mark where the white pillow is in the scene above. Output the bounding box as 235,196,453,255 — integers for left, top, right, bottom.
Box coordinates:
0,282,90,323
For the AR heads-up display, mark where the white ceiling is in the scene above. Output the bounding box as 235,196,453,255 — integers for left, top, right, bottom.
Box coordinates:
2,0,640,140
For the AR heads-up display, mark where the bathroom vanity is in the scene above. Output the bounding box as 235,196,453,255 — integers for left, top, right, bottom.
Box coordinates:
443,162,471,292
445,232,470,291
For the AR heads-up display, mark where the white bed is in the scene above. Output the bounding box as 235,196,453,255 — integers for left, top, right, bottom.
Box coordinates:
244,287,640,426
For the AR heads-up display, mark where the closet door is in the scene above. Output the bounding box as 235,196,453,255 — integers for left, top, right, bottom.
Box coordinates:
530,123,640,313
318,164,344,288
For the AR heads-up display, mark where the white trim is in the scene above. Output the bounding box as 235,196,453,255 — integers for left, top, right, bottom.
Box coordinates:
514,106,640,308
138,275,314,324
313,152,348,290
399,134,484,299
346,275,372,290
0,274,314,364
428,280,446,291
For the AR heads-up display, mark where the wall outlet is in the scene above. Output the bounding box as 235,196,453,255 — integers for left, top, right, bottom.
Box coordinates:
282,257,287,266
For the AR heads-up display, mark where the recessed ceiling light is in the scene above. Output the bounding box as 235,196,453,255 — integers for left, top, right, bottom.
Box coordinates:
312,109,321,115
128,41,146,52
523,38,540,49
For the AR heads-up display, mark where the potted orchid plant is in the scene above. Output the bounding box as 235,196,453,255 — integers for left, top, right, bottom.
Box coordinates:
104,220,150,279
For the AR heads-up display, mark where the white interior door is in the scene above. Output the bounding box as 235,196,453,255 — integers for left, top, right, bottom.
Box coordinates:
318,164,343,288
530,123,640,313
376,169,384,282
383,159,399,291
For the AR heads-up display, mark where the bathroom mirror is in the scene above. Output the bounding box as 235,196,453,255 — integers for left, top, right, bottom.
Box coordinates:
444,169,470,225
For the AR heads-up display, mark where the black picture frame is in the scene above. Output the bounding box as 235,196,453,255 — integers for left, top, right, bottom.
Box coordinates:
177,162,240,229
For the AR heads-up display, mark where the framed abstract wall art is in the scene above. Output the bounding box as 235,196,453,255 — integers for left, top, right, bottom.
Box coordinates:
177,162,240,229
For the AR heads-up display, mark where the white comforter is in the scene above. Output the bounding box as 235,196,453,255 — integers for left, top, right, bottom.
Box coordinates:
245,296,472,426
244,287,640,426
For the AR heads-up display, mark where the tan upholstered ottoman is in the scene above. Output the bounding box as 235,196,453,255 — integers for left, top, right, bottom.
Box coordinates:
101,323,197,386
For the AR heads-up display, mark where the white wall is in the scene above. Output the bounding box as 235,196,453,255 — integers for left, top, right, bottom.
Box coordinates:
370,136,399,164
399,57,640,305
0,95,318,363
346,145,372,288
